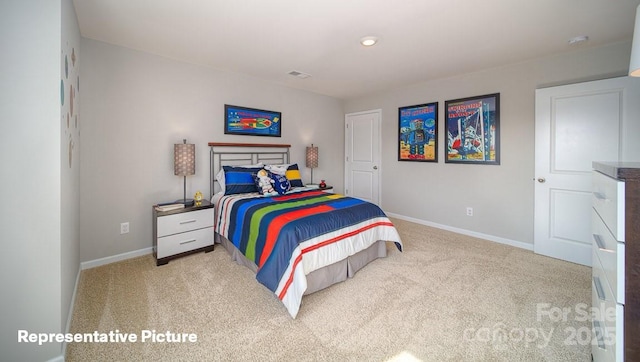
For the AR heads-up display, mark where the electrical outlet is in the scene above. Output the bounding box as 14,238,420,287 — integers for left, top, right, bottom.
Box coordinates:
466,207,473,216
120,222,130,234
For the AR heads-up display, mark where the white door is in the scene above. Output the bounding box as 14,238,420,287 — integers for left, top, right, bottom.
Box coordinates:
534,76,637,266
345,110,381,205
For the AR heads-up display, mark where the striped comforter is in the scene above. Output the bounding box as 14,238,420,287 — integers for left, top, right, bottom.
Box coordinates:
214,189,403,317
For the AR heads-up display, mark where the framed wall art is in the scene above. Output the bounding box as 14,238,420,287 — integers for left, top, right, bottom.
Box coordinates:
398,102,438,162
445,93,500,165
224,105,281,137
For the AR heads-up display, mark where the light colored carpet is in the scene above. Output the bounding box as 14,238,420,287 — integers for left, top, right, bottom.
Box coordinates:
66,218,591,361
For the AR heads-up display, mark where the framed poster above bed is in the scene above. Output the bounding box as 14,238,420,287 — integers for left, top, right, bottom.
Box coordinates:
224,105,282,137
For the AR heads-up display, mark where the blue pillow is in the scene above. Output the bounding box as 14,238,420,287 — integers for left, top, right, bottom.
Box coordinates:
223,166,262,195
270,172,291,195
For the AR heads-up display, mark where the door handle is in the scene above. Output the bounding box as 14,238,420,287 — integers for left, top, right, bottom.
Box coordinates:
373,166,378,170
537,178,545,183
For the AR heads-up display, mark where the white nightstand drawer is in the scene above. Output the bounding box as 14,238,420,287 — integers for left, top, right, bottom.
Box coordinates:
157,227,213,259
592,209,625,304
157,208,214,237
593,171,625,241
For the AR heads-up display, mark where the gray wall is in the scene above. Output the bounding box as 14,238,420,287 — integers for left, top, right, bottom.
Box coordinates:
79,39,345,262
0,0,80,360
345,41,633,246
79,39,634,260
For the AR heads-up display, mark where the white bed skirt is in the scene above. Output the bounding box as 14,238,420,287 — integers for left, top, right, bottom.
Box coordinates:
214,232,387,295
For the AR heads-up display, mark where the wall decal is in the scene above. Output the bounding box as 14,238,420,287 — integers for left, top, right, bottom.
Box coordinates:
68,137,74,168
61,41,79,169
70,84,74,116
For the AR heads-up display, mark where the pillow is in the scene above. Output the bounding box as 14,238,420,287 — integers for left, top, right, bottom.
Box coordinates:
270,172,291,195
264,164,288,175
222,166,263,195
284,164,305,188
216,163,262,192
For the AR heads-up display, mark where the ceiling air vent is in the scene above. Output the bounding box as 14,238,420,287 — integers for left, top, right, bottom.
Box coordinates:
288,70,311,79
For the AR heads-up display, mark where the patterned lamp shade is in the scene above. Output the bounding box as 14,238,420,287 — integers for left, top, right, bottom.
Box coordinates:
174,141,195,176
306,144,318,169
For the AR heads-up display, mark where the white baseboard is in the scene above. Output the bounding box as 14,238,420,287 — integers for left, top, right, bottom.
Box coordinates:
80,247,153,270
385,212,533,251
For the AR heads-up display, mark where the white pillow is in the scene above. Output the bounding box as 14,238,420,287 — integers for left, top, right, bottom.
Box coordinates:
264,164,288,175
216,163,263,192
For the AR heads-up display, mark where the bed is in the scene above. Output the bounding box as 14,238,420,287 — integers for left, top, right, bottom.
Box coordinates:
209,142,403,318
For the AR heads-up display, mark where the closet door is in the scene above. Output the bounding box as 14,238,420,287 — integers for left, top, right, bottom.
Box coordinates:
345,109,381,205
534,76,640,266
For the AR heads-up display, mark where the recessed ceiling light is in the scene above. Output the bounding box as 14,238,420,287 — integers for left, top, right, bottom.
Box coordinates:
360,36,378,47
568,35,589,45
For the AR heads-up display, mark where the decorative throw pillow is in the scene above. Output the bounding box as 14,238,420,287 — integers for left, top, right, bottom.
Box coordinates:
270,172,291,195
285,164,305,188
223,166,263,195
216,163,263,193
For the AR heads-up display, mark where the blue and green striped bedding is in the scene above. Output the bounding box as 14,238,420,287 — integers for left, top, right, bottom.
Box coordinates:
215,189,402,317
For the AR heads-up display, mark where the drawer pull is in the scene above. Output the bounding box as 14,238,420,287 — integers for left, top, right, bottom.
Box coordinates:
179,239,197,245
593,276,606,301
179,219,197,225
592,234,613,253
593,320,606,350
593,192,608,201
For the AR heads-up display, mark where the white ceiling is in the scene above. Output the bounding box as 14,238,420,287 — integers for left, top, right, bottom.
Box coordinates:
73,0,640,100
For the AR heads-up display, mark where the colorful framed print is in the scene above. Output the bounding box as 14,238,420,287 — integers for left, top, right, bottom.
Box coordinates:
398,102,438,162
224,105,281,137
445,93,500,165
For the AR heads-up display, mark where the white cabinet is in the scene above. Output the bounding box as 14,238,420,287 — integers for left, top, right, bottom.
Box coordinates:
591,162,640,362
153,200,214,265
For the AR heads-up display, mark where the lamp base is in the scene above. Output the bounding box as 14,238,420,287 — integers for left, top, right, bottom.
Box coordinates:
175,199,195,207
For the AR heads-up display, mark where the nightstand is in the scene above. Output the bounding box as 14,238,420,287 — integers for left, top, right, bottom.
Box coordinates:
153,200,214,266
